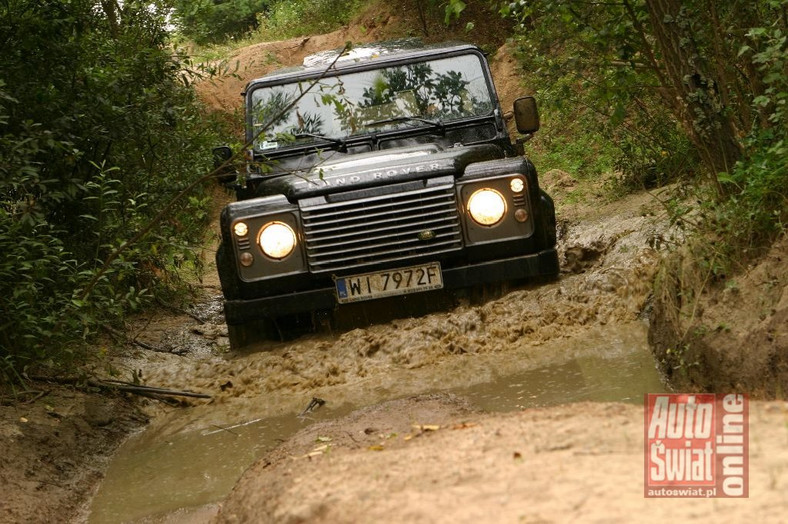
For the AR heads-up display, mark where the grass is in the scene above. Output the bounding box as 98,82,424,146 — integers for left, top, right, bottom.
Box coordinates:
178,0,369,63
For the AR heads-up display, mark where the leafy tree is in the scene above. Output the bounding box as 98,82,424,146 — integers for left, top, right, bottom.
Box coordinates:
171,0,271,44
0,0,220,379
501,0,786,199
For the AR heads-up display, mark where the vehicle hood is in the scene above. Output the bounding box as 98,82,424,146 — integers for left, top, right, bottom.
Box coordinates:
254,143,503,201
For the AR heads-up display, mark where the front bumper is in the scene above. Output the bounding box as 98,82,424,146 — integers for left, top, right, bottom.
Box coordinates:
223,248,559,325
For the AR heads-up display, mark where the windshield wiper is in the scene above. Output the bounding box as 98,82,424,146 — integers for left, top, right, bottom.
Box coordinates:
364,116,445,134
293,132,348,152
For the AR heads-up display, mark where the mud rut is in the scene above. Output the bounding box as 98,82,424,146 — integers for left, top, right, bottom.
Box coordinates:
85,187,674,521
122,187,666,419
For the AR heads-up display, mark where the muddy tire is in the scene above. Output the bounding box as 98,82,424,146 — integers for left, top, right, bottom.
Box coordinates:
227,318,281,350
539,189,558,248
228,313,317,350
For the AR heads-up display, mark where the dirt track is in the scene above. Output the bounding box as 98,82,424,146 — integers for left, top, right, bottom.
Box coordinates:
76,181,687,523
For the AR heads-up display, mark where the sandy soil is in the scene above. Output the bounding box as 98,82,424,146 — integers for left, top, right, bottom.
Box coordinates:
216,396,788,524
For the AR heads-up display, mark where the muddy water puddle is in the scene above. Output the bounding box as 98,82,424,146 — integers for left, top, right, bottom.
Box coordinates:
89,322,666,523
449,327,666,412
88,405,356,523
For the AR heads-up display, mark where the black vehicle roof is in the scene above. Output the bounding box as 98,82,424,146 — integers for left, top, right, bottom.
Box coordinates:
244,40,483,93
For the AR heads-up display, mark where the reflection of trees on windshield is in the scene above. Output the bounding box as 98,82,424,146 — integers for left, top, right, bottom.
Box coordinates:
251,88,325,139
360,64,489,119
249,55,495,150
252,91,292,130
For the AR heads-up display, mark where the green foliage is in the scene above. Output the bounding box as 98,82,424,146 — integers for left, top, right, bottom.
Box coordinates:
504,0,695,189
528,127,615,181
442,0,467,24
660,4,787,261
254,0,365,40
693,136,787,273
0,1,220,380
503,0,787,248
172,0,271,45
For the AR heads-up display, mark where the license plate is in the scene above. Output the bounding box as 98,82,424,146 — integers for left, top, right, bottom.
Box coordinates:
335,262,443,304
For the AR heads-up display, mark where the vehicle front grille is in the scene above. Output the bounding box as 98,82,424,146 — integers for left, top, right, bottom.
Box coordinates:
300,183,463,273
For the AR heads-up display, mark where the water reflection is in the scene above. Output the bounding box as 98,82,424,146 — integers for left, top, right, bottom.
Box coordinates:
449,343,667,413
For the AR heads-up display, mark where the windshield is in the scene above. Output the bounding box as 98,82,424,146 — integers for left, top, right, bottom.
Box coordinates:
248,53,495,152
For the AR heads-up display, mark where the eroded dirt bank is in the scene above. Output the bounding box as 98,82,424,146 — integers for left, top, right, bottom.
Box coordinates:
0,390,146,523
650,235,788,396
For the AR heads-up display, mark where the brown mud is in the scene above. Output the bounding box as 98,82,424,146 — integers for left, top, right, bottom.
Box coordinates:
130,184,667,422
80,182,674,523
0,389,147,523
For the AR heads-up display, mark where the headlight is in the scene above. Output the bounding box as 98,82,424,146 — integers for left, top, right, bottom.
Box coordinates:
467,188,506,226
258,221,296,259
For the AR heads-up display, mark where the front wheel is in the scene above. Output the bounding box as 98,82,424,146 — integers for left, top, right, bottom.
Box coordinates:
216,244,240,300
227,313,319,350
227,317,280,350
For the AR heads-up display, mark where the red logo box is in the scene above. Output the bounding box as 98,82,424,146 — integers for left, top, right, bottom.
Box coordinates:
644,393,748,498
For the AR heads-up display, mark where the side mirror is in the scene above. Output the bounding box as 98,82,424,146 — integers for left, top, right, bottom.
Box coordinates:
212,146,233,168
513,96,540,135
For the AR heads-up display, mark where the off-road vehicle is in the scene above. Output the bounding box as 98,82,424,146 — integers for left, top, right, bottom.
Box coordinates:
215,41,559,347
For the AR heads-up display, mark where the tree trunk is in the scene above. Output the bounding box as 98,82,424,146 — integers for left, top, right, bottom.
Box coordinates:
644,0,742,195
101,0,120,38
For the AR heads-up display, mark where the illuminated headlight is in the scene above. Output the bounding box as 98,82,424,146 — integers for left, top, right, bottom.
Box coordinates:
467,188,507,226
258,221,296,259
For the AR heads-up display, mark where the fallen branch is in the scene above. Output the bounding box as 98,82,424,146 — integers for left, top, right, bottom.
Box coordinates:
0,390,47,406
102,325,186,355
28,375,210,400
90,379,211,399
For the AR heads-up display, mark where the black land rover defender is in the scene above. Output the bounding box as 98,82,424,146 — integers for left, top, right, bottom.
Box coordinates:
215,42,558,347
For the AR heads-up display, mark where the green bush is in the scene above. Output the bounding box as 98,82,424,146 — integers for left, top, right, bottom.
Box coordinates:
172,0,272,45
0,1,220,380
505,2,696,190
255,0,365,41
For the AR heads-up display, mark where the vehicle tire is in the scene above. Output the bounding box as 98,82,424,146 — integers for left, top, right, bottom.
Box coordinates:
228,313,316,350
227,317,281,350
539,190,557,248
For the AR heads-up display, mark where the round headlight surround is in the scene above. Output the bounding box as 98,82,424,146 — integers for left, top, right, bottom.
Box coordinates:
510,177,525,193
467,188,507,226
233,221,249,237
258,221,297,260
